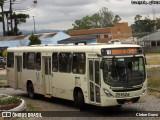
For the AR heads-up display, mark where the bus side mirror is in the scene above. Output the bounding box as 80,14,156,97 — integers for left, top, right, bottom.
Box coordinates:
100,60,105,69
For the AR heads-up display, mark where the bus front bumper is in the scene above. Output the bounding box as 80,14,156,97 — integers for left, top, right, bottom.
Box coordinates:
100,92,147,107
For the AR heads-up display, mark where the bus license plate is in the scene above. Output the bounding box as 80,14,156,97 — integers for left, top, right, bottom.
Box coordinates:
115,93,130,98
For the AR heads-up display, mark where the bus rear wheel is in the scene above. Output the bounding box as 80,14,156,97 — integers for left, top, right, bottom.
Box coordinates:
27,83,35,99
76,91,85,110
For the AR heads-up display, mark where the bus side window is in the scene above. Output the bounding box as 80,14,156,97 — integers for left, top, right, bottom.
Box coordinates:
36,52,41,71
52,53,58,72
7,52,14,68
59,53,72,73
23,53,26,69
26,52,35,70
72,53,85,74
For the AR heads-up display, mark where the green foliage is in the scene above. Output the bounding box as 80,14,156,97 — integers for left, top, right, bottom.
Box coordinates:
72,14,100,30
113,15,121,24
0,96,21,105
2,49,6,57
28,34,41,45
12,13,29,24
0,1,30,36
71,7,117,30
132,14,160,38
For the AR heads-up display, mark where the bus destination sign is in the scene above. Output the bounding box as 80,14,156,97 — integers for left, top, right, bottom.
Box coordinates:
101,48,142,56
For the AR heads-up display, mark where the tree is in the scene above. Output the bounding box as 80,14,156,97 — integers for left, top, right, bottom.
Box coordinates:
131,15,158,37
71,7,117,30
2,49,6,57
0,0,6,36
13,13,29,35
72,14,100,30
113,15,121,23
134,14,142,21
28,34,41,45
99,7,114,27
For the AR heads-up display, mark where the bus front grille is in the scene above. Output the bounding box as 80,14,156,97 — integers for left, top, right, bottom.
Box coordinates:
117,97,140,104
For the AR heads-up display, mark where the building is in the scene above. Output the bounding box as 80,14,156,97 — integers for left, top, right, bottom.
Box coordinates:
138,30,160,53
0,32,70,48
64,22,132,44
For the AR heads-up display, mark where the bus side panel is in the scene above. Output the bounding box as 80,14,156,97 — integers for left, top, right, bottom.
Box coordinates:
52,73,75,100
22,70,44,95
7,68,16,89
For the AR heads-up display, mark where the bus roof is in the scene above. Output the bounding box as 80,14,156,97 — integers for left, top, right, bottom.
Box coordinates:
7,43,141,53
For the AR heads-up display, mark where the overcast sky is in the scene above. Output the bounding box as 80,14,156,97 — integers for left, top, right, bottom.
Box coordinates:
1,0,160,32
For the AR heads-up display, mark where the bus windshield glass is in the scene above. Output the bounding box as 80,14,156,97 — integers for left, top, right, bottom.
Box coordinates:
102,57,145,87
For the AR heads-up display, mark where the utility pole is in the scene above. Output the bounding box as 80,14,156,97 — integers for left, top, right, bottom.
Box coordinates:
32,16,36,34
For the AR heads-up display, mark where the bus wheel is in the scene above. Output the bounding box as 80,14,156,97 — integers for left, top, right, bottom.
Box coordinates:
27,83,35,99
77,91,85,110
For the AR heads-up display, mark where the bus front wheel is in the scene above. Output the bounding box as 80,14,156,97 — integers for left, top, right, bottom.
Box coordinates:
27,83,35,99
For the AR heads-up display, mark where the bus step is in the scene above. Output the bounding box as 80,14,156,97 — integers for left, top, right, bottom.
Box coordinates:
44,94,52,98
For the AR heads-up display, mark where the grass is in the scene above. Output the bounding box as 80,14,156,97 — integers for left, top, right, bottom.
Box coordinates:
146,57,160,65
148,77,160,99
0,96,21,105
148,77,160,90
146,53,160,56
27,103,39,111
146,53,160,65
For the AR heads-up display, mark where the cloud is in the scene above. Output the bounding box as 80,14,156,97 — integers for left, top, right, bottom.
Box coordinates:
1,0,160,32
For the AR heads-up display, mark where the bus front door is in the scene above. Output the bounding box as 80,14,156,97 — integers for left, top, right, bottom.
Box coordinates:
88,59,101,104
16,56,22,89
43,57,52,95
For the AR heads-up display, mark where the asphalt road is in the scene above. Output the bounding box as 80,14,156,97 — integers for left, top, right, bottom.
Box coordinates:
0,88,160,120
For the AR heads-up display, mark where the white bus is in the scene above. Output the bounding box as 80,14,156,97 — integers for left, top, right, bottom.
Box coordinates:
7,43,147,109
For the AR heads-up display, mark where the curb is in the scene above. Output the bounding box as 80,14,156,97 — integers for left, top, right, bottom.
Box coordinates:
8,99,27,111
0,94,27,111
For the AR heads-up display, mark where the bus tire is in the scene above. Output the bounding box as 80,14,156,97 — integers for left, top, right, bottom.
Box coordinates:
27,83,35,99
77,91,85,110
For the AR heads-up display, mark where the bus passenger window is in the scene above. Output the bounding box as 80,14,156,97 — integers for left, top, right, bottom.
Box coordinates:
59,53,72,73
26,52,35,70
89,60,93,81
95,61,100,86
23,53,26,69
36,53,41,71
72,53,85,74
7,52,14,68
52,53,58,72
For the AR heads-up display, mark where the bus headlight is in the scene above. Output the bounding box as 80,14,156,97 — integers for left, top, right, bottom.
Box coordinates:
103,88,114,97
141,87,147,95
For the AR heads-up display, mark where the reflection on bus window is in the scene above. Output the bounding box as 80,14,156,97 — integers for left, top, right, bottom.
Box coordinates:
89,60,93,81
36,52,41,71
7,52,14,68
103,57,145,87
59,53,72,73
26,52,35,70
52,53,58,72
23,53,26,69
95,61,100,86
72,53,85,74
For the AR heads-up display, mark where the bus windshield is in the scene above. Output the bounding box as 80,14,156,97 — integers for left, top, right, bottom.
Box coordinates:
102,57,145,87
